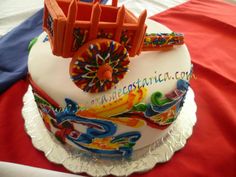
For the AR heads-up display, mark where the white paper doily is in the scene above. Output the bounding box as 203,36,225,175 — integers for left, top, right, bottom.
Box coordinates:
22,86,197,177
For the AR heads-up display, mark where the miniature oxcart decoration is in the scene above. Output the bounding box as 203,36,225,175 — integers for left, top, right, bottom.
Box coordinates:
43,0,184,93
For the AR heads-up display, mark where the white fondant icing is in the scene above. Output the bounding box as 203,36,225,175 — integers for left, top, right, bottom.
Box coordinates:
28,19,191,151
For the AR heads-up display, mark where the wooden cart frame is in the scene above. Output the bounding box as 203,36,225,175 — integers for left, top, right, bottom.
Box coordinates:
43,0,147,58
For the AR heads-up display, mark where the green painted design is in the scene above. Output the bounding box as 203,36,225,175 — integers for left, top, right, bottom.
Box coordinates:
35,95,50,106
165,117,176,124
28,37,38,52
133,103,147,112
34,94,58,110
151,91,171,106
124,142,135,148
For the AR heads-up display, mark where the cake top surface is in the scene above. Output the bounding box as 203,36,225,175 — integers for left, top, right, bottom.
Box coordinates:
28,19,191,108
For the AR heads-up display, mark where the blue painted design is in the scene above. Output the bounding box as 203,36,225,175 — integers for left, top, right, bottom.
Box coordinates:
177,79,189,91
67,131,141,158
56,99,117,139
144,79,189,118
56,98,78,117
53,98,141,158
43,35,49,42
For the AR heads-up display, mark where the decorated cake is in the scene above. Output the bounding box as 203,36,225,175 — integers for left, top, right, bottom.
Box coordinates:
28,0,192,159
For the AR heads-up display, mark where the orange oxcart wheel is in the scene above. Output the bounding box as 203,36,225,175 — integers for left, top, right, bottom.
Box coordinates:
70,39,130,93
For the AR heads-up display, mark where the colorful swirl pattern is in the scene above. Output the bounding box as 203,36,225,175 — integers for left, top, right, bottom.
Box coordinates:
35,94,141,158
32,79,189,157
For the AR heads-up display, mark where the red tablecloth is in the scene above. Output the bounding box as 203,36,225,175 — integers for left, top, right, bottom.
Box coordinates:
0,0,236,177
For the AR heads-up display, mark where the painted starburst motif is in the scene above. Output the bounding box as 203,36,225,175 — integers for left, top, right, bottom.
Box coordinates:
70,39,130,93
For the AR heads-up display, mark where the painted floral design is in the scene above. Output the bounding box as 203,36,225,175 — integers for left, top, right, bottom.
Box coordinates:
143,32,184,48
46,14,53,37
72,28,88,51
32,78,189,157
97,29,114,39
120,29,134,51
131,79,189,127
70,39,130,93
34,94,141,158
